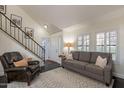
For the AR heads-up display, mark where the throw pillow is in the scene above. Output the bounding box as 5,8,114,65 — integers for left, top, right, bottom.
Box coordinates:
14,58,28,67
66,53,73,60
95,56,107,68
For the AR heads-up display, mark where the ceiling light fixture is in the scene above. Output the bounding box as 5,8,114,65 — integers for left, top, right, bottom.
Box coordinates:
44,25,48,29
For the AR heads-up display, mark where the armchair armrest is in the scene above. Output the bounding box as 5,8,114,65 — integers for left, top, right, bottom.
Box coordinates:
28,60,39,65
5,67,28,72
104,60,113,84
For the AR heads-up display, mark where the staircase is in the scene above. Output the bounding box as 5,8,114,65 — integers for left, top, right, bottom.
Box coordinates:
0,12,45,62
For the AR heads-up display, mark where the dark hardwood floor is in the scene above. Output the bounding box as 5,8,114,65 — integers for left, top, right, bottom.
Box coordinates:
42,60,124,88
41,60,60,72
113,77,124,88
1,60,123,88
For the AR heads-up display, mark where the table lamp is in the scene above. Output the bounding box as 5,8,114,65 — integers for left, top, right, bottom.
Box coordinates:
64,42,73,54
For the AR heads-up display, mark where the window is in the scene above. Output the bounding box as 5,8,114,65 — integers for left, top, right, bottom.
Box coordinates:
96,31,117,60
106,31,117,60
77,35,90,51
77,36,83,51
96,33,105,52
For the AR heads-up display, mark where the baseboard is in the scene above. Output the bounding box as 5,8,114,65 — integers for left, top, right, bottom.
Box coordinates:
113,72,124,79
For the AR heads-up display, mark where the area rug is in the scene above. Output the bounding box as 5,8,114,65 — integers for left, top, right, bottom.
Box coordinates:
8,67,114,88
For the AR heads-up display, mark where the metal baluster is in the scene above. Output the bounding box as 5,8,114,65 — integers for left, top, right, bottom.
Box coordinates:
5,16,7,32
14,27,16,38
18,28,19,41
40,48,43,58
40,48,42,59
43,48,44,61
29,39,31,50
0,14,2,29
29,39,30,50
43,47,45,62
37,45,39,56
31,39,33,51
37,44,38,56
30,39,31,51
0,14,1,28
34,42,35,54
39,49,41,57
10,21,12,35
39,46,40,57
28,38,29,49
25,34,27,48
22,32,23,45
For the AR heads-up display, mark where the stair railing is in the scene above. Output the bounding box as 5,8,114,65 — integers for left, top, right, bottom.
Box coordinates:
0,12,45,62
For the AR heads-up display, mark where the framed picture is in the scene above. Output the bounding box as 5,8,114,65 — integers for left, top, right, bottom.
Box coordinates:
0,5,6,14
11,14,22,28
25,27,34,39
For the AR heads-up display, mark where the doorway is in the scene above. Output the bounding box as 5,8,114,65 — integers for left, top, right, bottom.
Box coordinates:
48,33,62,64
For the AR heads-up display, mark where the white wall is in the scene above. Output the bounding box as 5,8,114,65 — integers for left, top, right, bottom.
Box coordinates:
63,8,124,79
6,5,49,43
0,5,49,74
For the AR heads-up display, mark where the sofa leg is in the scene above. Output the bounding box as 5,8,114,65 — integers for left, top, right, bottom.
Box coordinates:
7,79,10,83
62,66,64,68
27,82,30,86
27,72,31,86
8,80,10,83
106,83,109,86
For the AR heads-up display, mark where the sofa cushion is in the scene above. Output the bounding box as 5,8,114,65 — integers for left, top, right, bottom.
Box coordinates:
85,64,104,75
64,59,88,70
79,52,90,62
72,51,79,60
90,52,110,64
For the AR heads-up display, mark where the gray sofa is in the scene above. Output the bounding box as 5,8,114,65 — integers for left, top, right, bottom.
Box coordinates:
62,51,113,85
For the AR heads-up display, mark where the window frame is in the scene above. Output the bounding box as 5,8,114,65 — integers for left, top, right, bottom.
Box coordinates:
77,34,90,52
96,31,118,61
96,32,105,52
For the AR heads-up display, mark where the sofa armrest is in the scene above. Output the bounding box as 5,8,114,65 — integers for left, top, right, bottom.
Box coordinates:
104,60,113,84
59,55,66,62
62,56,66,61
5,67,28,72
28,60,39,65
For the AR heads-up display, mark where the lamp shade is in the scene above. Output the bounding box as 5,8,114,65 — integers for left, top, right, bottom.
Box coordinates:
64,42,73,47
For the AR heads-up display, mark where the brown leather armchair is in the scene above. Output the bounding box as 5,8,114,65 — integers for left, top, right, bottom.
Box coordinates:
0,52,40,86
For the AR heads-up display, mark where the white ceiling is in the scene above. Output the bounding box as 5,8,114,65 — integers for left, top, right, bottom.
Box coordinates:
19,5,124,34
